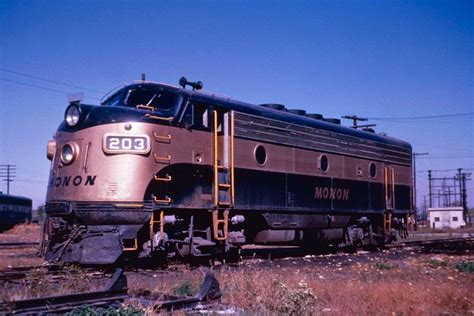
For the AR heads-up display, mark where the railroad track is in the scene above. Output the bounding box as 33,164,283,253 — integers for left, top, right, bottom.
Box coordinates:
0,264,59,281
0,269,128,314
239,236,474,260
0,268,221,314
388,236,474,249
0,264,108,283
0,241,39,249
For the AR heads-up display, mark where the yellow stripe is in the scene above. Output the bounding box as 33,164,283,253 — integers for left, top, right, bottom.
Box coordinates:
231,111,235,206
213,110,218,207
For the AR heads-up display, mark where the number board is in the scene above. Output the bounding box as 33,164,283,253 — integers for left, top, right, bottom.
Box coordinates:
103,134,151,154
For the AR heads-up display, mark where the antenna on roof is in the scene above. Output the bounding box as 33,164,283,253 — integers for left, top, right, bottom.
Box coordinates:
179,76,203,91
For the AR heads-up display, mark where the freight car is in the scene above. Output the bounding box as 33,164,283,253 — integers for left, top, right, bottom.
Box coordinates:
42,77,412,265
0,192,32,231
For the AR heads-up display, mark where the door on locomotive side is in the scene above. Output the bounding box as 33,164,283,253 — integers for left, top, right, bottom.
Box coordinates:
211,107,235,210
180,102,235,208
208,106,235,241
384,166,395,211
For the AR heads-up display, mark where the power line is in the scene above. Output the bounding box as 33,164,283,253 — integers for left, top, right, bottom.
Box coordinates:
370,119,473,124
0,68,105,94
419,155,474,160
15,179,47,184
369,112,474,121
418,168,474,173
0,78,101,101
410,142,471,153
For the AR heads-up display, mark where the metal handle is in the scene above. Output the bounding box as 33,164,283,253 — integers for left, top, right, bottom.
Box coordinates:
144,114,173,121
152,195,172,205
153,132,171,142
136,104,155,111
154,154,171,163
154,174,172,182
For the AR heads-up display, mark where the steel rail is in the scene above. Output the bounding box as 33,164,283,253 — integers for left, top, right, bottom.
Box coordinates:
238,236,474,259
0,269,128,314
387,236,474,249
0,268,222,313
0,241,39,249
0,264,62,281
154,270,221,312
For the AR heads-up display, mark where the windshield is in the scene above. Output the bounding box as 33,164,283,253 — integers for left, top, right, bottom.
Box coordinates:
124,88,178,111
101,89,124,106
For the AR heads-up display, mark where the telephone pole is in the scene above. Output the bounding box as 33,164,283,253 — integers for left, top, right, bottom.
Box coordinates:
455,170,472,225
341,115,376,130
428,170,432,208
0,164,16,194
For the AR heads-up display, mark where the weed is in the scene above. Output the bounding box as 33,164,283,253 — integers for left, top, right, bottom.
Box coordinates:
425,259,449,268
67,304,144,315
275,279,316,314
455,261,474,273
172,279,194,297
375,262,393,270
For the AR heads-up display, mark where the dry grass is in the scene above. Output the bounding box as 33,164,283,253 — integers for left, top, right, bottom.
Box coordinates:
213,253,474,315
122,251,473,315
0,265,109,302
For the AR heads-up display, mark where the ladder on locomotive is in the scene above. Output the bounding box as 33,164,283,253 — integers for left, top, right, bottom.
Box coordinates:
212,109,235,240
384,166,395,234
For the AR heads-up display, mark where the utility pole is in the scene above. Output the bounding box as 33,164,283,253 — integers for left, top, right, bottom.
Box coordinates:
457,168,463,207
428,170,432,208
0,164,16,194
341,115,376,130
412,152,428,214
423,195,427,223
461,172,471,225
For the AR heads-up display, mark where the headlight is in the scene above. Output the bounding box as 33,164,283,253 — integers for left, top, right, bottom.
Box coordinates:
65,104,81,126
61,144,75,165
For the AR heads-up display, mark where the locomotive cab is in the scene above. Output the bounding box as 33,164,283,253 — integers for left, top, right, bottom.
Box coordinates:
102,83,183,119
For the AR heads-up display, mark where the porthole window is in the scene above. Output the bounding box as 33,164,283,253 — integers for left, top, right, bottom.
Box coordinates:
319,154,329,173
369,162,377,178
254,145,267,166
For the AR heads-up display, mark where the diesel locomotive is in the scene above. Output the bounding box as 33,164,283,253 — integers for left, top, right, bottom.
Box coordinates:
41,77,412,265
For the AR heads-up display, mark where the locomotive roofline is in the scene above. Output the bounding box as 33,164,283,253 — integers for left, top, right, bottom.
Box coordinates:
189,90,412,151
72,81,412,152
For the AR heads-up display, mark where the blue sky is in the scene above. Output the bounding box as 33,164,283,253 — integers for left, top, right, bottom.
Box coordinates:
0,0,472,209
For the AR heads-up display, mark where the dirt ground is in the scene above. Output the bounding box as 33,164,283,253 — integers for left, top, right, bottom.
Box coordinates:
0,223,43,269
1,224,473,315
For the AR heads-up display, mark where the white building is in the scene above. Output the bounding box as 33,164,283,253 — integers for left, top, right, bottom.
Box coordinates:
428,207,465,229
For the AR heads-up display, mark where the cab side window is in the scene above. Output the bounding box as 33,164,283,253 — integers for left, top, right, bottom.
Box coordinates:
182,102,212,130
